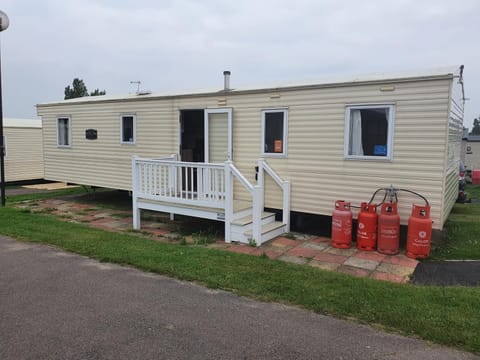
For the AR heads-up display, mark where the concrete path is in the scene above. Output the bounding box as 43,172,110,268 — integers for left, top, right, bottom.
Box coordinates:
0,236,476,360
18,196,420,284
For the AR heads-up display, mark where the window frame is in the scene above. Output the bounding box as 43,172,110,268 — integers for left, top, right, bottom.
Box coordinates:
261,108,288,158
120,114,136,145
56,116,72,148
344,104,395,161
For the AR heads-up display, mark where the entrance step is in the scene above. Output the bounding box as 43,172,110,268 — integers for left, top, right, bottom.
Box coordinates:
244,221,286,245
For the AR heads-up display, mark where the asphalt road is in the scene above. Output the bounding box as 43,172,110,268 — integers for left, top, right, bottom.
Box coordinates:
412,261,480,286
0,235,477,360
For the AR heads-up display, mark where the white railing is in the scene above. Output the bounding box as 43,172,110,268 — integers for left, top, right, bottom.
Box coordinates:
132,156,226,208
132,156,290,245
223,160,262,243
257,158,291,232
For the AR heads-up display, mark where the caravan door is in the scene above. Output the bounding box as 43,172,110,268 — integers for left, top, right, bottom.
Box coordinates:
204,108,232,163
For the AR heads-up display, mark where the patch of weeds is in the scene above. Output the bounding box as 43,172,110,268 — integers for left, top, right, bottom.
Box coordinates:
141,213,156,221
179,237,187,246
35,207,57,214
283,232,296,240
248,238,257,247
19,208,31,214
192,229,218,245
112,212,132,219
58,214,73,219
260,251,268,259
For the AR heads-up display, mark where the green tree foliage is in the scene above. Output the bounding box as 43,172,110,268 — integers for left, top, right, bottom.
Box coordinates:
64,78,106,99
470,118,480,135
90,88,106,96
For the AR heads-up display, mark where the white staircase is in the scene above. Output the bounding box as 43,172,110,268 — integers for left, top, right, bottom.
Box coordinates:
132,156,290,246
230,210,286,244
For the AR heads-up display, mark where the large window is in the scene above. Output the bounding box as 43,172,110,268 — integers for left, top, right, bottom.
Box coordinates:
121,115,136,144
57,117,71,147
344,104,395,160
262,109,288,157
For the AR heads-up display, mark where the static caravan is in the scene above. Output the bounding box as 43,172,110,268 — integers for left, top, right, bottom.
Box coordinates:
465,135,480,171
36,66,465,245
1,118,44,182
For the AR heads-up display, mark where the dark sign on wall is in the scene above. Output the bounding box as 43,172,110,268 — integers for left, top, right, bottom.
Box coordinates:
85,129,98,140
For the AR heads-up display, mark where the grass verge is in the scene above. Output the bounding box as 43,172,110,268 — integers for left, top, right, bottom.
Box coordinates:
430,184,480,260
0,206,479,354
6,186,88,203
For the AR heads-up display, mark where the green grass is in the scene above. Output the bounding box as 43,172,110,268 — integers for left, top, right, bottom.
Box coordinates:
0,207,479,354
6,186,88,203
430,184,480,260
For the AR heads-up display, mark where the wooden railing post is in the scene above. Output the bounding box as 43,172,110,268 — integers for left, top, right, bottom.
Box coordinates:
257,158,265,212
252,185,263,246
131,156,141,230
224,161,233,243
283,180,291,232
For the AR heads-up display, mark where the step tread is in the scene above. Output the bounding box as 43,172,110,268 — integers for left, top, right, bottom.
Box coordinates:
231,212,276,226
244,221,285,236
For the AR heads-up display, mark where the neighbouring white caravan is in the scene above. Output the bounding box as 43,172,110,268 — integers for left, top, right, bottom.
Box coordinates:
1,118,44,182
36,66,465,245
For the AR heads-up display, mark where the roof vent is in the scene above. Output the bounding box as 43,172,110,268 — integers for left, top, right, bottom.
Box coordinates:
223,70,231,91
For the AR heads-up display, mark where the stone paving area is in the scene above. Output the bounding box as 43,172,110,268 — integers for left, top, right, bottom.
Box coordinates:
16,196,419,284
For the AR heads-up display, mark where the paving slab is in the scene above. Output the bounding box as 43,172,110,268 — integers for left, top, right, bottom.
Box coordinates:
308,260,341,271
343,257,380,271
376,263,415,278
277,254,309,265
301,241,330,251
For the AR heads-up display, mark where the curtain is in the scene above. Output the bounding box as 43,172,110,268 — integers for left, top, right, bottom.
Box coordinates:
350,109,363,156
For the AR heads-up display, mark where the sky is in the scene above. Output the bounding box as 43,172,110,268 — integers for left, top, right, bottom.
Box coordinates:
1,0,479,130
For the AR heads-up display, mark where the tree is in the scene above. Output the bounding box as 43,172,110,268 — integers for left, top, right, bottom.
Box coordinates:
64,78,106,99
471,118,480,135
90,88,106,96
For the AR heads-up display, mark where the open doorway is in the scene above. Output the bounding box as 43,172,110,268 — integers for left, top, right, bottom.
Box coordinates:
180,110,204,162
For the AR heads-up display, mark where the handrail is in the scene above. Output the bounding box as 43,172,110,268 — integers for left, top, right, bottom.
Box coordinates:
262,161,284,188
228,162,254,193
258,158,291,232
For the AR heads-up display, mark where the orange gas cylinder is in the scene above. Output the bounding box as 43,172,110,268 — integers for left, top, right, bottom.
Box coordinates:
406,204,432,259
331,200,352,249
377,202,400,255
356,202,378,251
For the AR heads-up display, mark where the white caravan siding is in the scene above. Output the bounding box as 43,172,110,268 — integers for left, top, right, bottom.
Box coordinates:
40,101,177,190
2,119,44,182
442,77,464,223
38,73,457,230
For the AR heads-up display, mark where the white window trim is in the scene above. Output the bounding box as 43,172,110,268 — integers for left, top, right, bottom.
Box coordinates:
344,104,395,161
56,116,72,148
120,114,136,145
261,108,288,157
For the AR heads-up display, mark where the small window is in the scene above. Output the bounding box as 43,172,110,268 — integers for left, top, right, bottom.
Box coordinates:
57,117,71,147
262,109,288,156
344,104,395,160
121,115,136,144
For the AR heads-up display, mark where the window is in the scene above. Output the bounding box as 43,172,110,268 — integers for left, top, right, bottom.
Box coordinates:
262,109,288,156
121,115,136,144
344,104,395,160
57,117,71,147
